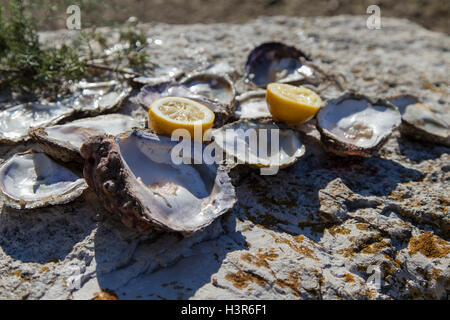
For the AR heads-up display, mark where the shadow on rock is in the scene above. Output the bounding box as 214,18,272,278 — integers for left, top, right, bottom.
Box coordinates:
327,155,424,197
93,210,247,300
397,136,449,162
0,195,96,264
230,141,423,241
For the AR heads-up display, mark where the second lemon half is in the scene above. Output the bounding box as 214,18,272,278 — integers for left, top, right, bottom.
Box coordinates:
266,83,323,126
148,96,215,140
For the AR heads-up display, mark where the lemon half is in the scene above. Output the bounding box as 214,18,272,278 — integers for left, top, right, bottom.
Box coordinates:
148,96,215,140
266,83,322,126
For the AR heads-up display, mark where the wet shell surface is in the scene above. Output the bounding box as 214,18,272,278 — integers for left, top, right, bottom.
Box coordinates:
0,150,87,209
29,114,142,164
138,81,234,127
212,119,305,169
0,101,74,144
179,72,236,107
245,42,314,88
234,90,271,120
80,130,236,233
70,80,130,115
389,95,449,147
0,81,130,144
316,93,401,157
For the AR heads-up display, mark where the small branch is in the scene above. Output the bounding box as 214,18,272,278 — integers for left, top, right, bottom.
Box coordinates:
0,67,22,73
83,63,143,77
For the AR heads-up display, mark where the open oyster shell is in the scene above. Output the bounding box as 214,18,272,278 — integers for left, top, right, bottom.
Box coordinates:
0,81,130,144
131,66,184,88
245,42,315,88
0,101,75,144
179,72,236,107
69,80,130,116
138,79,235,127
80,130,236,233
316,93,401,157
29,114,142,164
389,95,449,147
234,90,271,120
212,119,305,169
0,150,87,209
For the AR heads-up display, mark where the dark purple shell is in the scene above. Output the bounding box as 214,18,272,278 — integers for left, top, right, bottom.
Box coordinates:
245,42,313,88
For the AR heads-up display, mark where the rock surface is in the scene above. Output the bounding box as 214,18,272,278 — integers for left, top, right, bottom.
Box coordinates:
0,16,449,300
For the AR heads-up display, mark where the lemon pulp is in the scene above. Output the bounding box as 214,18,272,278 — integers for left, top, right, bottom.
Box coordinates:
148,96,214,141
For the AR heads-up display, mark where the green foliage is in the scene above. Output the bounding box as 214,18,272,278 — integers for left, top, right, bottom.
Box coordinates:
0,0,149,98
0,0,87,96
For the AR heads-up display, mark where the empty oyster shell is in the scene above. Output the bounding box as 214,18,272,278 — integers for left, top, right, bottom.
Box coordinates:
389,95,449,147
212,119,305,169
0,102,74,144
317,93,401,157
245,42,315,88
234,90,271,120
0,150,87,209
131,66,184,88
0,81,130,144
180,72,236,107
70,80,130,116
80,130,236,233
138,81,234,127
29,114,141,164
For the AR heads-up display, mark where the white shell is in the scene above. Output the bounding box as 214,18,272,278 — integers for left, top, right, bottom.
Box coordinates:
179,72,236,106
0,81,130,144
389,95,449,146
32,114,141,156
0,150,87,209
212,119,305,169
234,90,271,119
317,94,401,156
0,102,73,144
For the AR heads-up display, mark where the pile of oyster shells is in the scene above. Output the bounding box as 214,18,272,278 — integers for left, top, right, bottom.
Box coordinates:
0,42,448,234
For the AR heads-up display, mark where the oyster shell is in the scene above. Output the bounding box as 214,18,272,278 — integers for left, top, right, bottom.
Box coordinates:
131,66,184,88
80,130,236,233
0,101,74,144
245,42,315,88
180,72,236,107
389,95,449,146
69,80,130,115
234,90,271,120
138,81,234,127
212,119,305,169
316,93,401,157
0,150,87,209
0,81,130,144
29,114,141,164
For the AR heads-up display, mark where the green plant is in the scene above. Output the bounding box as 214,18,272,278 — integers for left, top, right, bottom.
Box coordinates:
0,0,87,96
0,0,149,98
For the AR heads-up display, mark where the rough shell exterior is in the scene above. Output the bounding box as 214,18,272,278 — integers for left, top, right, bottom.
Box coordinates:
29,127,85,164
80,132,236,233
